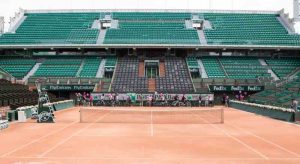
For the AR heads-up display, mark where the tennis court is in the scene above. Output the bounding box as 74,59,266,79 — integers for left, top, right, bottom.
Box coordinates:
0,106,300,164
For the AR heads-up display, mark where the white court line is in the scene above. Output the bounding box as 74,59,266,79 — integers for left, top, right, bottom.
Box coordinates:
191,111,269,160
150,110,153,137
228,122,300,158
4,156,300,160
38,111,112,157
0,120,78,158
206,108,300,158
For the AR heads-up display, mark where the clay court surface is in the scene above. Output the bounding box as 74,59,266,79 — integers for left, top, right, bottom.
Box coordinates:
0,106,300,164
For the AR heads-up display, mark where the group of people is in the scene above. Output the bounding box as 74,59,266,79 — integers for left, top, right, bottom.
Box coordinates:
75,92,93,106
198,95,214,107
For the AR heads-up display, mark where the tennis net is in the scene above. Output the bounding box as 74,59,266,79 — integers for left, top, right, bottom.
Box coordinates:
79,107,224,124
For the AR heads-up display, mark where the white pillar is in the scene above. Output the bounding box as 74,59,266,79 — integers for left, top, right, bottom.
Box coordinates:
0,17,4,34
294,0,300,21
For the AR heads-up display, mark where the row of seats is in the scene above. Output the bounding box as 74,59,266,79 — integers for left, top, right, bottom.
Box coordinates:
79,58,101,77
220,57,270,79
111,57,148,93
0,59,36,79
203,13,300,46
250,78,300,107
155,57,194,93
104,28,199,44
34,59,81,77
201,57,226,78
265,58,300,79
0,13,100,44
112,12,191,20
0,79,38,108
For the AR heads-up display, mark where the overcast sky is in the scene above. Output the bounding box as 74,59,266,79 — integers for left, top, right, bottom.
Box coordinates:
0,0,299,31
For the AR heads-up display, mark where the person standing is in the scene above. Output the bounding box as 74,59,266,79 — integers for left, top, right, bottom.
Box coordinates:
205,96,209,107
208,96,213,107
89,95,93,106
225,95,229,107
292,99,299,112
198,95,202,107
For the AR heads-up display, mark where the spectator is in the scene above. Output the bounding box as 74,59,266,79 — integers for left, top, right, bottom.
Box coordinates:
89,95,93,106
181,94,186,103
225,95,229,107
148,95,153,106
127,95,131,106
198,95,202,107
222,93,226,105
205,96,209,107
208,96,213,106
292,99,299,112
86,93,90,106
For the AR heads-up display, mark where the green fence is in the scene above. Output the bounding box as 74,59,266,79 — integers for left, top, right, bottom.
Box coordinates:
230,101,295,122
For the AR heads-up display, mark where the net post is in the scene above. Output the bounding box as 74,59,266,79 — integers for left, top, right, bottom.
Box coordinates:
221,107,224,124
79,107,82,123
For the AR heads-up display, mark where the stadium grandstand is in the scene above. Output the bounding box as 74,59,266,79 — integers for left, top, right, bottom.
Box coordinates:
0,3,300,163
0,9,299,107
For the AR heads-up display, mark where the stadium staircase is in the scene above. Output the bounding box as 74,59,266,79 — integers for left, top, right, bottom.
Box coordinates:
258,59,279,81
96,58,106,78
148,79,156,93
8,13,26,33
197,30,207,44
277,13,295,34
217,58,229,77
197,59,208,78
96,29,106,44
138,60,145,77
76,60,85,77
23,62,41,82
159,61,165,77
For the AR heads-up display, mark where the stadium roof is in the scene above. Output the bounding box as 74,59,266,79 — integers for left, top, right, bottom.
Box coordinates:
0,9,299,50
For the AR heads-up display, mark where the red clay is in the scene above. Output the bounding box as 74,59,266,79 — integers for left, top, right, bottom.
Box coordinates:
0,106,300,164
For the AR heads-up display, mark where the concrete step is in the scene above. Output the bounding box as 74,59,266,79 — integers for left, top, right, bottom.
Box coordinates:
159,61,165,77
148,79,156,93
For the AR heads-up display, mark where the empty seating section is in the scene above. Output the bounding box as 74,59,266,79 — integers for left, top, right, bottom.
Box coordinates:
0,13,100,44
79,58,101,77
0,79,38,107
34,59,81,77
105,57,117,67
112,12,191,20
111,57,148,93
220,57,270,79
186,57,199,69
203,13,300,46
0,59,36,79
104,12,199,44
250,78,300,107
155,57,194,93
201,57,226,78
265,58,300,79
